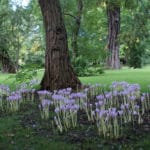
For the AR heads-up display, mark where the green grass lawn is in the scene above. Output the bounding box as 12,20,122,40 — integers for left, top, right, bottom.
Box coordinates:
1,66,150,91
80,67,150,91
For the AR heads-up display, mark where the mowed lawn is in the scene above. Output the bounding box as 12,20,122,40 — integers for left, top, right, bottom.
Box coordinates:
0,66,150,91
80,67,150,91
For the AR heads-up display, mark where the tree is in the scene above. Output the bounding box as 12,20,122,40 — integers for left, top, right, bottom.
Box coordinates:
120,0,150,68
106,1,120,69
0,49,16,73
0,0,16,73
39,0,81,90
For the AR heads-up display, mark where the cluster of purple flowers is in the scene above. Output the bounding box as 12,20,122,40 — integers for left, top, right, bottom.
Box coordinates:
41,99,52,108
7,93,21,101
37,90,52,100
56,88,72,96
6,91,22,112
0,84,10,96
1,80,150,139
39,99,53,119
91,81,150,138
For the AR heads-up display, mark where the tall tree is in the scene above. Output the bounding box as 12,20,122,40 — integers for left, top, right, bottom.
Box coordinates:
106,1,120,69
39,0,81,90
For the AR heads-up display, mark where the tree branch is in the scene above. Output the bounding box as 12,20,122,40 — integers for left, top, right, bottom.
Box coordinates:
63,13,76,20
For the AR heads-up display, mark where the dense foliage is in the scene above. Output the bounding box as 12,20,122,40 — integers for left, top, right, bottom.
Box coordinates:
0,0,149,74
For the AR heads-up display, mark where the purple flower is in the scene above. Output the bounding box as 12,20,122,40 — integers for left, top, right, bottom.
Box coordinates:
128,84,140,92
113,91,119,96
92,111,95,116
108,110,117,118
37,90,50,95
95,102,98,107
140,96,145,102
70,92,87,99
66,87,72,92
98,101,104,106
64,99,75,104
124,103,129,109
121,104,125,110
89,104,92,108
98,110,106,118
134,104,139,109
133,111,138,115
52,94,65,101
60,105,66,111
118,110,123,116
41,99,52,108
129,95,136,101
96,94,104,100
84,88,89,93
7,94,21,101
74,104,79,110
0,84,10,94
20,89,30,93
105,92,112,99
55,107,60,113
95,108,100,113
69,104,79,111
120,90,130,96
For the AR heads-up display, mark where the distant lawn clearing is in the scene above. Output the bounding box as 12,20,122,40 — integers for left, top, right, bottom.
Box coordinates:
80,67,150,91
0,66,150,91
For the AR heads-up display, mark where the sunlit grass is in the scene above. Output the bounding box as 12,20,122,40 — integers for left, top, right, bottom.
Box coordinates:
80,66,150,91
0,66,150,91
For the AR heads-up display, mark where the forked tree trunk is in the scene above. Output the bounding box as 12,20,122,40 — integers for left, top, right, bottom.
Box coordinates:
71,0,83,59
106,5,120,69
39,0,81,91
0,50,16,73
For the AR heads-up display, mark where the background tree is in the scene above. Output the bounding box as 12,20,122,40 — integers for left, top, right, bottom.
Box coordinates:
0,0,16,73
120,0,150,68
106,0,120,69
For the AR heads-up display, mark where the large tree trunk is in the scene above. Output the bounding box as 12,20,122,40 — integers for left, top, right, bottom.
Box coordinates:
0,50,16,73
39,0,81,91
106,5,120,69
71,0,83,59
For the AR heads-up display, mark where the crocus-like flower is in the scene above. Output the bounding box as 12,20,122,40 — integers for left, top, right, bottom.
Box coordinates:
37,90,50,95
129,95,136,101
118,110,123,116
41,99,52,108
52,94,65,101
7,94,21,101
96,94,104,101
55,107,60,113
140,96,145,102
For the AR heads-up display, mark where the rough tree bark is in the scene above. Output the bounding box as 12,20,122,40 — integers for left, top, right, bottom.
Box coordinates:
71,0,83,59
106,5,120,69
0,50,16,73
39,0,81,91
